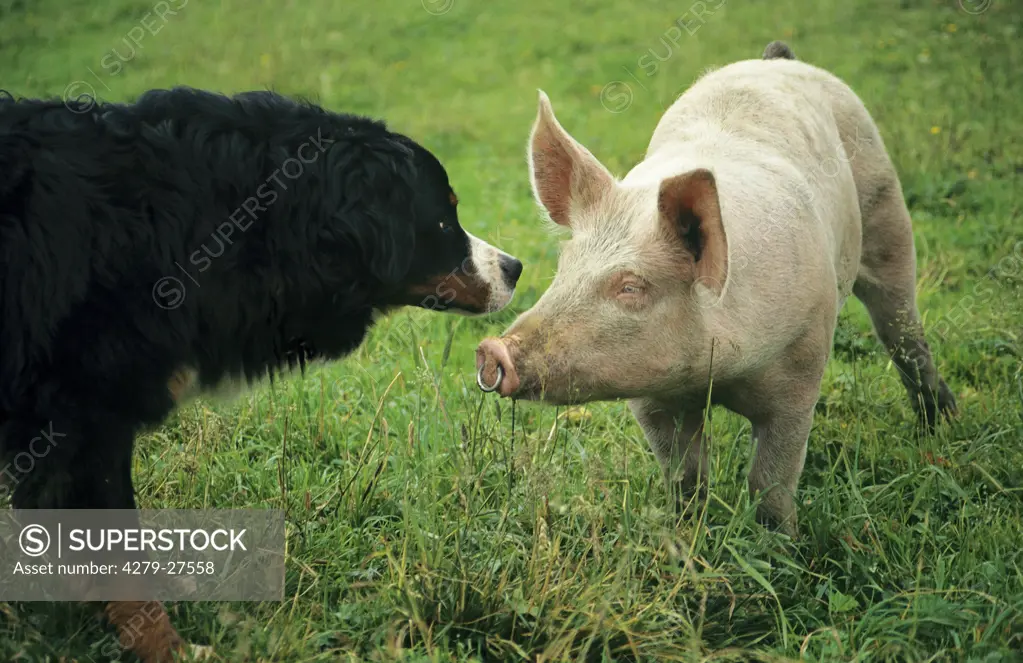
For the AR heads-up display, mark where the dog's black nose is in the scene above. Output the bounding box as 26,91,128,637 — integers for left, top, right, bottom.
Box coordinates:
499,255,523,287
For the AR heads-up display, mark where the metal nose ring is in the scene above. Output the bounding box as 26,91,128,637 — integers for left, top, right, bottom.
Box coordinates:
476,364,504,393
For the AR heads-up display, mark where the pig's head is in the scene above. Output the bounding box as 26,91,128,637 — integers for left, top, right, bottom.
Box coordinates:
476,91,729,404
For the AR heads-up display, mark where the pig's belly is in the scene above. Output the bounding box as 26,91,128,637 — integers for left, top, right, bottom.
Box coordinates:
818,171,863,305
833,211,863,305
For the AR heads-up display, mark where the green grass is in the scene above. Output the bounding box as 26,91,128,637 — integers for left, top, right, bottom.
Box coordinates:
2,0,1023,660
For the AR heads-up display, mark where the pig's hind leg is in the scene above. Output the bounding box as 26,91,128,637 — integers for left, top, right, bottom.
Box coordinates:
629,398,709,515
852,175,957,430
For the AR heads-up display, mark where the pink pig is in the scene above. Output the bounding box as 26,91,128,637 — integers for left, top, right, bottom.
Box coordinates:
476,42,956,534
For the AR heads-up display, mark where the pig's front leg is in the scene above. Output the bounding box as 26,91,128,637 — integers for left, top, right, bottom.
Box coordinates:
747,405,815,537
629,398,709,514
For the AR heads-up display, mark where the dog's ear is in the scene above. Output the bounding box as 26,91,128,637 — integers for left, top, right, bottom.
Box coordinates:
528,90,614,228
356,199,415,285
333,144,417,285
657,168,728,297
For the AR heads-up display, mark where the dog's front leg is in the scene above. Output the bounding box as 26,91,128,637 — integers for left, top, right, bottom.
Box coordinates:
104,600,186,663
6,414,193,662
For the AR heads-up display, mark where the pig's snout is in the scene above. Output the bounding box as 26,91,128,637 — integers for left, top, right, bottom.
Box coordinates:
475,337,520,397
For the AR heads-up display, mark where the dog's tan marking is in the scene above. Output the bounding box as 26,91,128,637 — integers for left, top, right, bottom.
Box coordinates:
408,271,492,312
167,367,198,404
104,600,186,663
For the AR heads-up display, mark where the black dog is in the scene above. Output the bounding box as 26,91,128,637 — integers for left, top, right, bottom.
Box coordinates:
0,87,521,661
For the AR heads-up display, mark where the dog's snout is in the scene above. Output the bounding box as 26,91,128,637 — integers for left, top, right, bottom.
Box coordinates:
499,255,523,288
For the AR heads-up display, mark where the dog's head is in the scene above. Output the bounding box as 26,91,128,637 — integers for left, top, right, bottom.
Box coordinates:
388,140,522,315
316,130,522,316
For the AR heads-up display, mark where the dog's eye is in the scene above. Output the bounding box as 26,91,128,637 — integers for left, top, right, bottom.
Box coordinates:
439,222,454,234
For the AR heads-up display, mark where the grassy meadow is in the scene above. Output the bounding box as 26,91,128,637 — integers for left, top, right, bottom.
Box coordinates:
2,0,1022,660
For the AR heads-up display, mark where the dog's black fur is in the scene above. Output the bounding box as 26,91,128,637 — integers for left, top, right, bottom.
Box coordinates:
0,87,508,514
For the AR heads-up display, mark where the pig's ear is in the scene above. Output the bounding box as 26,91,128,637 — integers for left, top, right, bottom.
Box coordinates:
528,90,614,227
658,168,728,297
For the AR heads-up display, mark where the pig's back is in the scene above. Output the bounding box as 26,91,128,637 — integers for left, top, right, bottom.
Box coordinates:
638,58,874,357
651,59,869,287
648,58,877,169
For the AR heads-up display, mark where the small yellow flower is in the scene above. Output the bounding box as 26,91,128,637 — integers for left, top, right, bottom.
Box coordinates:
559,407,592,424
968,170,977,179
259,53,272,68
946,23,957,33
930,126,941,135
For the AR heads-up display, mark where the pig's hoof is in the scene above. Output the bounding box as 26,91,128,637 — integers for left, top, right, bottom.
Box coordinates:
477,364,504,393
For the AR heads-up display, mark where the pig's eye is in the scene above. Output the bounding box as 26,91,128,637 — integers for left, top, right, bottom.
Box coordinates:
618,281,646,296
611,273,648,304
